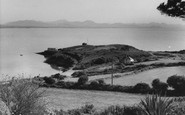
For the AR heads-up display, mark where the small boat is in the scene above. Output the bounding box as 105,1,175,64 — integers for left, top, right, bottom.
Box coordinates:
20,54,23,56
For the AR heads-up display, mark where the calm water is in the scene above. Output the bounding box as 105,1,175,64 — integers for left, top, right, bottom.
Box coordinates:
0,28,185,79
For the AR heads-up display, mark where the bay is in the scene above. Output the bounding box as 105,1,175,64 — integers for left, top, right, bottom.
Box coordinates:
0,28,185,79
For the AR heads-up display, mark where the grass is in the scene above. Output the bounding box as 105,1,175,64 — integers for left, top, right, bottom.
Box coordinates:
51,95,185,115
1,78,185,115
104,66,185,86
43,88,142,111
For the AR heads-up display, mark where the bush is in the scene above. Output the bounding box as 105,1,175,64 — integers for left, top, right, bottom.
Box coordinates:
152,79,160,89
51,73,66,80
98,79,105,85
80,104,95,114
90,81,99,89
55,81,76,89
92,57,106,65
133,83,151,94
45,54,75,71
167,75,185,95
43,77,56,85
97,105,125,115
124,106,143,115
0,79,47,115
54,104,95,115
152,78,168,94
71,71,86,78
97,105,142,115
78,76,88,85
73,64,86,70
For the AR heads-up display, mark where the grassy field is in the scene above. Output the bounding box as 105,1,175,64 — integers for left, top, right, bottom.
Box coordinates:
105,66,185,85
44,88,143,111
104,66,185,86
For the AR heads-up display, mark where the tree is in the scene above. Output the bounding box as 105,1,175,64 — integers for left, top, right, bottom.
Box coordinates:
167,75,185,95
90,81,99,89
157,0,185,18
51,73,66,80
133,83,151,94
152,78,168,94
43,77,56,85
78,76,88,85
0,79,47,115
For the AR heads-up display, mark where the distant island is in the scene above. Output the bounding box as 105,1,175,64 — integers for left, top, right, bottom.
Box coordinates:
1,20,185,29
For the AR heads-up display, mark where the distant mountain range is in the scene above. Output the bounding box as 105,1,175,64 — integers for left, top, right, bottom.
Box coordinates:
0,20,184,29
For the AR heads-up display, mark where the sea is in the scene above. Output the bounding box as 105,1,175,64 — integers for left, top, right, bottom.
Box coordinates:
0,28,185,80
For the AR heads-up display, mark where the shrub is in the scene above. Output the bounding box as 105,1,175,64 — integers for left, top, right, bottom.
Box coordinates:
89,80,105,90
45,54,75,70
54,104,95,115
71,71,86,78
0,79,47,115
113,75,122,79
55,81,76,89
78,76,88,85
139,95,174,115
123,106,142,115
51,73,66,80
97,105,125,115
97,105,142,115
97,79,105,85
152,78,168,94
167,75,185,95
170,100,185,115
92,57,106,65
152,78,160,88
53,109,67,115
80,104,95,114
133,83,151,94
90,81,99,89
73,64,86,70
43,77,56,85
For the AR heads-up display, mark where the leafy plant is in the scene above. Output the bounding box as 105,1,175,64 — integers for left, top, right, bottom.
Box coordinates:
0,79,47,115
139,95,174,115
157,0,185,18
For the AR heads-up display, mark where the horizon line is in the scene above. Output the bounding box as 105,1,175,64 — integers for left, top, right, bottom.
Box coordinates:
1,19,185,25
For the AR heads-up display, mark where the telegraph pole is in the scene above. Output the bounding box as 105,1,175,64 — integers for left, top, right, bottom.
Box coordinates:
111,59,114,85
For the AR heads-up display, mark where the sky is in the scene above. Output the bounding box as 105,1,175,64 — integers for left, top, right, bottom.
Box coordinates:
0,0,184,24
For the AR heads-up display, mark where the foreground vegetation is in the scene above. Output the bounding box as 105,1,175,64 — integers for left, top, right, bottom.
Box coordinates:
0,79,47,115
0,77,185,115
39,73,185,96
53,95,185,115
